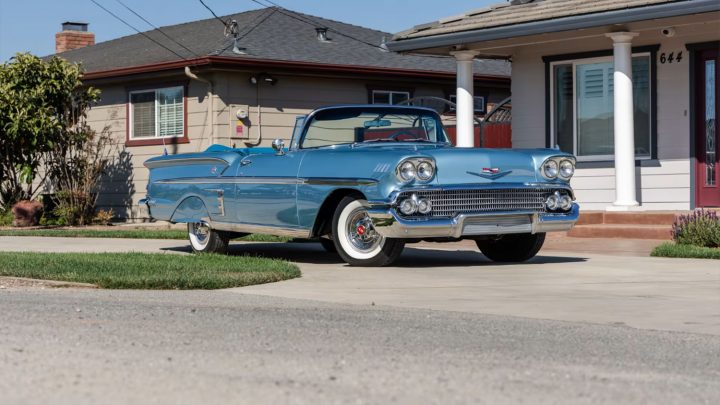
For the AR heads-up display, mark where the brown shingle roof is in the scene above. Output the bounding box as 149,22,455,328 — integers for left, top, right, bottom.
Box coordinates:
394,0,687,40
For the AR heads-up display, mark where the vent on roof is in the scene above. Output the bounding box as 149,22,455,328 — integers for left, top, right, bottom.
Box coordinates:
316,27,331,42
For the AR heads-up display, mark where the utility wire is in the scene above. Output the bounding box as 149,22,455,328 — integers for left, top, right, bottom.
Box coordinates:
214,7,278,54
248,0,384,50
198,0,228,27
89,0,188,60
113,0,200,58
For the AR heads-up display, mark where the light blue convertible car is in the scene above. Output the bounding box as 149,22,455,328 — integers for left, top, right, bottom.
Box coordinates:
141,105,579,266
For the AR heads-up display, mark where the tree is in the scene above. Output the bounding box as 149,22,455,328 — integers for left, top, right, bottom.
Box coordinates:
0,53,100,210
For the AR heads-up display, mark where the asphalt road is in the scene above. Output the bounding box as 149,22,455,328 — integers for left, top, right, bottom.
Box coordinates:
1,289,719,405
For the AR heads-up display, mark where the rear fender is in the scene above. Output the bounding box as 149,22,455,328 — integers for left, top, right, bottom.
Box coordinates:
170,196,210,223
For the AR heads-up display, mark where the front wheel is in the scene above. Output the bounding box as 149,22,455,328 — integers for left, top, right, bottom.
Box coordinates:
332,196,405,266
475,233,545,262
188,222,229,254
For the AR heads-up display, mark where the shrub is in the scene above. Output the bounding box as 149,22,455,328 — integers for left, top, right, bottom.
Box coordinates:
671,210,720,248
0,209,13,226
46,127,115,226
94,209,115,225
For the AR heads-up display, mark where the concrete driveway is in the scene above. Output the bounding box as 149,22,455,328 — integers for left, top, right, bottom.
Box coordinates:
1,236,718,335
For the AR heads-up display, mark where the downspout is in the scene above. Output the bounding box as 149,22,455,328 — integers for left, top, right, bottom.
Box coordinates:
184,66,214,149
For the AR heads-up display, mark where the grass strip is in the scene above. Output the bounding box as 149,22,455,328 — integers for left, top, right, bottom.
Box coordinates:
650,242,720,260
0,228,292,242
0,252,300,289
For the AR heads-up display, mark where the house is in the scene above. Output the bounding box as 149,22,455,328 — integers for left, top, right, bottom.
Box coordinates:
388,0,720,211
55,8,511,219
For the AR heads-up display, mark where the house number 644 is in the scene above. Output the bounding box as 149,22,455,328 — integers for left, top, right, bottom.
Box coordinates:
659,52,683,64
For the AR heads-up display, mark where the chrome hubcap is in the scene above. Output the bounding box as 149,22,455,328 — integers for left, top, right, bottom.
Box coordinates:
346,208,382,252
190,222,210,246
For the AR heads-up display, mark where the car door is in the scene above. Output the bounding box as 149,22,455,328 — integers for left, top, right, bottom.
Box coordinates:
233,149,305,229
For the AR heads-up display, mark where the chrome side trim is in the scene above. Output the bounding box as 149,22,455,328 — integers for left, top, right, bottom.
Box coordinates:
145,157,230,169
155,177,300,185
154,177,378,186
208,220,311,238
368,203,579,239
302,177,378,186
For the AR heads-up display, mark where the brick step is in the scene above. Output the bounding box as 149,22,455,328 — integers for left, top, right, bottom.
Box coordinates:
567,224,672,240
577,211,682,226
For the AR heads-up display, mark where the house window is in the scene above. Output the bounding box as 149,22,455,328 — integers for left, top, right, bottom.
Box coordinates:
129,86,184,140
448,94,486,114
551,54,651,160
371,90,410,105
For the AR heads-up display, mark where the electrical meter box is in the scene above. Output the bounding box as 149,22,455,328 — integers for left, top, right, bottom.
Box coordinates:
229,104,250,139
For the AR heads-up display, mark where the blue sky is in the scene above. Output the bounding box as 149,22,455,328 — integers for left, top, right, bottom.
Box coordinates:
0,0,499,62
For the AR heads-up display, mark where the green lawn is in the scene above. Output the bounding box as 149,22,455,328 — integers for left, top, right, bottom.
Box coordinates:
651,242,720,260
0,252,300,289
0,228,292,242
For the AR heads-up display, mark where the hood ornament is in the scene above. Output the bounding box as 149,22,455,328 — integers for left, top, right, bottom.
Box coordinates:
467,167,512,180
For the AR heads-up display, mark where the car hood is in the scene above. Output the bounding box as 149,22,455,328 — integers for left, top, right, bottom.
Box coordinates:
298,144,572,188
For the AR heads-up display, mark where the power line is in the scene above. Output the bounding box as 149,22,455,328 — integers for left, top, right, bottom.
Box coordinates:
114,0,200,58
89,0,189,60
198,0,228,27
248,0,384,50
215,7,278,54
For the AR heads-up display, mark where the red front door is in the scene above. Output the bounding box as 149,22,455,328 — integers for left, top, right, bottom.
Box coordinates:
696,49,720,207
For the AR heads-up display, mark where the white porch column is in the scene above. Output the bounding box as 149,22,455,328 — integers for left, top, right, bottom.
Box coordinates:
606,32,640,210
451,50,478,148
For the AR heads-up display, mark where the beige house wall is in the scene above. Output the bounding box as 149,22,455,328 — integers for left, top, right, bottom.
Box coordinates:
510,12,719,210
86,72,509,219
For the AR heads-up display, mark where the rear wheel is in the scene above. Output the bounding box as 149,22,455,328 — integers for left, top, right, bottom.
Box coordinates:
475,233,545,262
332,196,405,266
188,222,229,254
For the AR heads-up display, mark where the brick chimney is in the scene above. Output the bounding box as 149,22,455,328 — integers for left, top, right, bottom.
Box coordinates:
55,22,95,53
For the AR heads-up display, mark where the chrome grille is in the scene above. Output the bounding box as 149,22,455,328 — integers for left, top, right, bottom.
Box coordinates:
398,188,550,218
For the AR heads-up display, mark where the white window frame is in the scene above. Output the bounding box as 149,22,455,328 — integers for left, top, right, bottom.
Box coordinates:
448,94,486,113
371,90,411,105
128,86,184,140
549,53,652,162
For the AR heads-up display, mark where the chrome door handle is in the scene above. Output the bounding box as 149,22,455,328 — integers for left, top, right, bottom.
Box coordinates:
240,160,252,166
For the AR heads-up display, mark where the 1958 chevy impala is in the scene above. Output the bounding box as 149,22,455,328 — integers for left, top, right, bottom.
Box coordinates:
140,105,579,266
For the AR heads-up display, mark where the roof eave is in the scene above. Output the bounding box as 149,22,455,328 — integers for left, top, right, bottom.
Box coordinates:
81,56,510,82
387,0,720,53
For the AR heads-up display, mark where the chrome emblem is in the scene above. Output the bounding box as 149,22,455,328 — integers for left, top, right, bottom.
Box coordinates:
467,167,512,180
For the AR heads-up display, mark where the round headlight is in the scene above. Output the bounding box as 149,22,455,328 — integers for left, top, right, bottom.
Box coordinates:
543,159,559,179
559,159,575,179
399,198,418,215
398,161,416,182
416,161,434,181
558,194,573,210
545,194,559,210
417,198,432,214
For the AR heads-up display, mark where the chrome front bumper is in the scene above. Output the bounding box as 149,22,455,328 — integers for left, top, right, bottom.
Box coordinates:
368,203,579,239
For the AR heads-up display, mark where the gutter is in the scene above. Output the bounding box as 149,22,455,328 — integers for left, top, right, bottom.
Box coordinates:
387,0,720,52
81,56,510,83
184,66,214,147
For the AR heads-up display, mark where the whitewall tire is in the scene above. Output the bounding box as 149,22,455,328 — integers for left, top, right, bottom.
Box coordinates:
332,196,404,266
188,222,229,254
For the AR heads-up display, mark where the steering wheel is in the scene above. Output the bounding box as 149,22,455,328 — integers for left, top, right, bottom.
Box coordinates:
388,130,420,140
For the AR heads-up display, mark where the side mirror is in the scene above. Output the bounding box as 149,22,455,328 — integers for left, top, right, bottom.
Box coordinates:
272,138,286,155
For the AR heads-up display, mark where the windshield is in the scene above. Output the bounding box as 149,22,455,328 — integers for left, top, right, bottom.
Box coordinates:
300,107,449,148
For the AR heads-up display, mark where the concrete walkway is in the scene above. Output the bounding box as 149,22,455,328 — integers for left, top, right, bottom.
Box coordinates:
1,236,718,335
